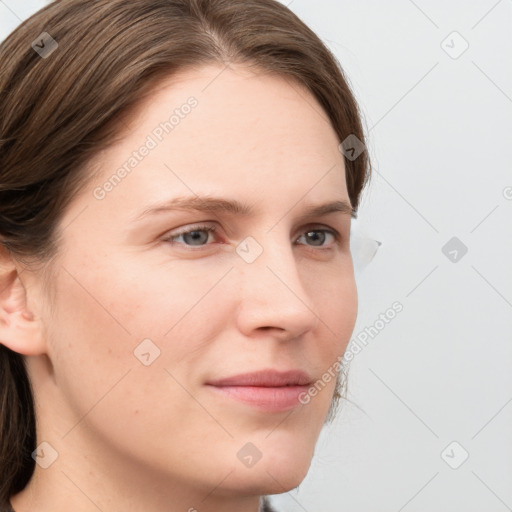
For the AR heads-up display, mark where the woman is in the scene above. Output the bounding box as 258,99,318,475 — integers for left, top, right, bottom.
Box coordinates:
0,1,372,511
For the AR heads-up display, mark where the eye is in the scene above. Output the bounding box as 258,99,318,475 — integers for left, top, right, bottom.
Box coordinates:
295,227,340,248
162,223,218,248
162,223,341,250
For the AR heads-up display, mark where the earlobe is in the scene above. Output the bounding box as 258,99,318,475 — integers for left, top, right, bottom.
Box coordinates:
0,256,47,356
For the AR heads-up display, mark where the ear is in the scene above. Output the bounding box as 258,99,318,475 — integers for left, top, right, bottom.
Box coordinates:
0,247,47,356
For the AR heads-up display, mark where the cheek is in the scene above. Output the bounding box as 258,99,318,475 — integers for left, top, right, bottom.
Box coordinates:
44,259,224,460
336,275,358,349
47,254,228,406
295,265,357,414
308,263,358,356
45,266,137,422
105,254,233,339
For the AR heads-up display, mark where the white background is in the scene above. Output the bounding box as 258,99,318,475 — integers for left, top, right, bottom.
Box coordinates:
1,1,511,511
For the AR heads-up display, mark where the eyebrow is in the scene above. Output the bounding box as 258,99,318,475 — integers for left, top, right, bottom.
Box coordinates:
132,195,355,223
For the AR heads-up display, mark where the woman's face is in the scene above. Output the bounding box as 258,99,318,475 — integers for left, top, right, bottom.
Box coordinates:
29,64,357,505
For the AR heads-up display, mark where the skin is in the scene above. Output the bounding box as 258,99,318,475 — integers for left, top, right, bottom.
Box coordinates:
1,63,358,512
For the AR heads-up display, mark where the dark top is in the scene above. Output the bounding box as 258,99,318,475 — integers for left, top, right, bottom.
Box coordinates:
261,495,278,511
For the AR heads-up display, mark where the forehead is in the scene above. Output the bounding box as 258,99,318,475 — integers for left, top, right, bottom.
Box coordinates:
111,63,341,160
79,64,348,222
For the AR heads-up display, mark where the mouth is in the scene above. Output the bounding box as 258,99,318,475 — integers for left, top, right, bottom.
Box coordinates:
204,369,313,412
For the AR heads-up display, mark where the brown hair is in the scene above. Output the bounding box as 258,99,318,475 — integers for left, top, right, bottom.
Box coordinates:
0,0,371,506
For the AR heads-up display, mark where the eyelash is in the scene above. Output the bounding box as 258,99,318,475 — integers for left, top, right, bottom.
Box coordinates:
162,223,342,250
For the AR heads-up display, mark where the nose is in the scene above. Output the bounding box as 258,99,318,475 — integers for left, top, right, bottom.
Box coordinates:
233,232,320,340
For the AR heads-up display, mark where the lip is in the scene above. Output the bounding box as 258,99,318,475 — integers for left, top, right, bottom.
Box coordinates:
205,369,313,412
206,369,313,387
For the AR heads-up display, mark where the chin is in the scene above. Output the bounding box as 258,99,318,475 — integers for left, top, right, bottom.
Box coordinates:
225,443,314,495
227,467,311,497
265,460,312,494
